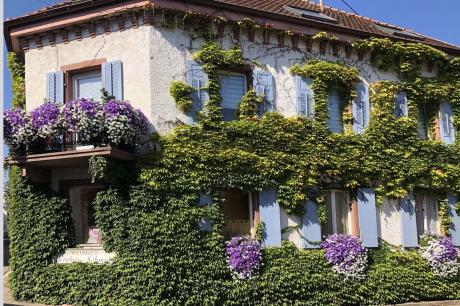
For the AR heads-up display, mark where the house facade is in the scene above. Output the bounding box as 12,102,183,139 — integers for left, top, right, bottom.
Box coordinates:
4,0,460,268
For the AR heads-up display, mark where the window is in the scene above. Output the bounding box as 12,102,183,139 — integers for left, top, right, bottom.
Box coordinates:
417,105,428,139
219,72,247,121
327,90,343,133
284,5,338,23
72,70,102,100
394,91,408,118
415,194,439,237
353,82,370,134
322,190,350,236
296,76,314,118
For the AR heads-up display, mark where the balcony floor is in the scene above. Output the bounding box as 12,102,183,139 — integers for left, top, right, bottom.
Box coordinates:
7,146,135,168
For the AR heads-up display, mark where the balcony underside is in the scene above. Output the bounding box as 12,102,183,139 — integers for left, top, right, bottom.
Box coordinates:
8,146,135,168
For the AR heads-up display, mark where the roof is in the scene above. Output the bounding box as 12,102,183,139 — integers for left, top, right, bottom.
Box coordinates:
5,0,460,55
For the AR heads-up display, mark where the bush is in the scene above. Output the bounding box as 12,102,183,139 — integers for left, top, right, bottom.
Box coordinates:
170,81,195,112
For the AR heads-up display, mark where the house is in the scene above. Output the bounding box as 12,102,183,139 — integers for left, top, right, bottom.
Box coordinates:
4,0,460,266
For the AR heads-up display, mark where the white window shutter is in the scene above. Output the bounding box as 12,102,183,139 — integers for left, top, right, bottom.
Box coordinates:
186,60,208,123
440,102,455,144
253,69,274,115
296,76,314,118
46,71,64,103
353,83,369,134
102,61,123,101
327,90,343,133
394,91,408,118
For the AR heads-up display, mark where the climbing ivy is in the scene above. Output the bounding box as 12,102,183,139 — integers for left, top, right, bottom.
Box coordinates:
7,52,25,108
169,80,195,112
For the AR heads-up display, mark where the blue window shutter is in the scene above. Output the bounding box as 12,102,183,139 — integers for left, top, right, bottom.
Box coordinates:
219,74,246,121
301,200,321,249
186,60,208,123
259,189,281,246
296,76,314,118
327,90,343,133
400,192,418,248
102,61,124,101
198,193,213,232
448,194,460,246
253,69,274,115
440,102,455,144
46,71,64,103
357,188,378,247
394,91,408,118
353,83,369,134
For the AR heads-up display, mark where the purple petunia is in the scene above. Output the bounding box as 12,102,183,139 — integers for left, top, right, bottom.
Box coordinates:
225,235,262,280
321,234,368,279
4,108,35,151
63,98,104,143
30,102,63,139
419,236,459,278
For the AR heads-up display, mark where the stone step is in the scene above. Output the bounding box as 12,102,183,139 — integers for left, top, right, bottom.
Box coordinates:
76,243,104,249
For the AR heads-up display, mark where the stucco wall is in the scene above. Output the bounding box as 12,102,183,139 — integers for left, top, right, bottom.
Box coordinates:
379,198,403,246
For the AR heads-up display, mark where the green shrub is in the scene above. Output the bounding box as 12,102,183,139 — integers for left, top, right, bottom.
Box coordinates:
170,81,195,112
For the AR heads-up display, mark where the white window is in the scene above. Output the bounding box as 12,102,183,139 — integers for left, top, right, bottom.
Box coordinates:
323,190,350,235
219,72,247,121
415,194,439,236
73,70,102,100
439,101,455,144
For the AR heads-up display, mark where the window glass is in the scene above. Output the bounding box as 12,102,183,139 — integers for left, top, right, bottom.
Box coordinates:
322,190,349,236
335,191,349,234
219,73,246,121
415,194,439,236
327,90,343,133
73,70,102,100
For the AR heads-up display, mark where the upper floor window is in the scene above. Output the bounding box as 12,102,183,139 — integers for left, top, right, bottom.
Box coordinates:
219,72,247,121
295,76,314,118
439,101,455,144
72,70,102,100
322,190,350,236
327,90,343,133
394,91,408,118
417,104,428,140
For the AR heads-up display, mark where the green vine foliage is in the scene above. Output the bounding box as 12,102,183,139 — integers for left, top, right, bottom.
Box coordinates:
169,80,195,112
6,37,460,305
7,52,26,108
237,89,264,120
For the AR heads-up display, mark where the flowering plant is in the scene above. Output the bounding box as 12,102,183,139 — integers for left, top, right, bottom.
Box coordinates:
419,235,459,279
63,98,104,144
103,100,148,146
321,234,368,280
225,235,262,280
4,108,35,152
29,102,64,139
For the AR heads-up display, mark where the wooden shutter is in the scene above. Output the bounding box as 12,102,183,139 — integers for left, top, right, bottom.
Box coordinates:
448,194,460,246
102,61,123,101
295,76,314,118
440,102,455,144
186,60,208,123
253,69,274,115
301,200,321,249
327,90,343,133
46,71,64,103
219,74,246,121
357,188,378,247
258,189,281,246
353,83,369,134
400,192,418,248
394,91,408,118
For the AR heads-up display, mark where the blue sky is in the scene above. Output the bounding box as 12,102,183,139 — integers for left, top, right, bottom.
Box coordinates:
4,0,460,109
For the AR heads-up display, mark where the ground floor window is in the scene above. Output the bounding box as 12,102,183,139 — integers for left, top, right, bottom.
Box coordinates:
221,189,258,239
415,194,439,237
322,190,351,236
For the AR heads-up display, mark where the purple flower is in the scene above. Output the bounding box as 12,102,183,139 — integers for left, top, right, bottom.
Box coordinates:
321,234,367,279
4,108,26,138
419,236,459,278
63,98,104,143
225,235,262,280
30,102,63,138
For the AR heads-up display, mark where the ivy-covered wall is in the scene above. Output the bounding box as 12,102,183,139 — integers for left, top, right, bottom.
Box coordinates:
7,14,460,305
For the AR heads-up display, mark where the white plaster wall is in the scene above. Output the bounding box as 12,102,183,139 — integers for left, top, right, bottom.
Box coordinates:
280,208,302,248
379,198,402,246
25,26,153,124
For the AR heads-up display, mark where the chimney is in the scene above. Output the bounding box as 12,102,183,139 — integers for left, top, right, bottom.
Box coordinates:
319,0,324,10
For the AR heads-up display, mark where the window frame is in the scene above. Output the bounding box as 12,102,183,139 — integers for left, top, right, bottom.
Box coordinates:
72,70,103,101
324,190,352,235
217,70,248,121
